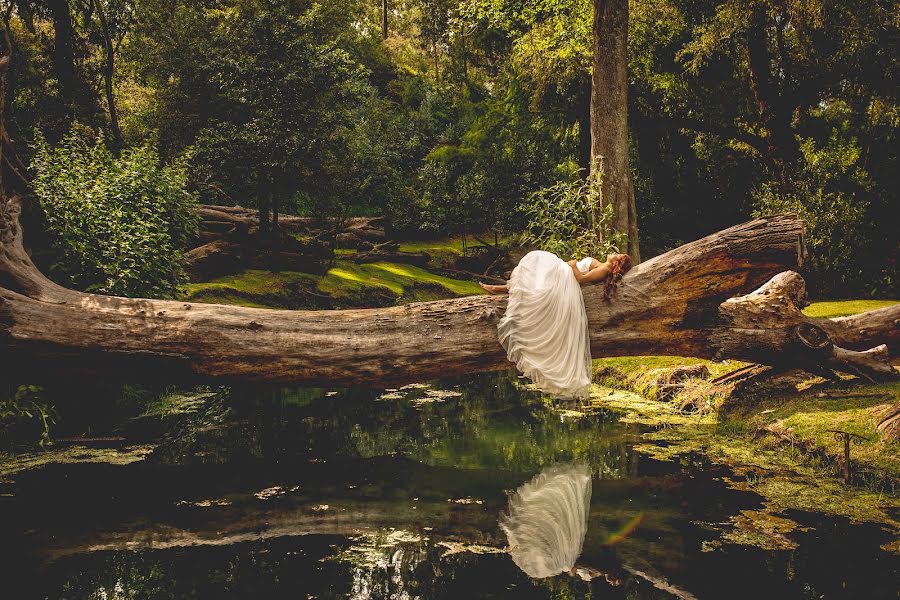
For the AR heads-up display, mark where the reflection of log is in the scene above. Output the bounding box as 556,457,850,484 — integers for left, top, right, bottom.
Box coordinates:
1,197,896,385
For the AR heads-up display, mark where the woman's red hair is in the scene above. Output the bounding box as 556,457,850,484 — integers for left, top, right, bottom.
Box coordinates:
604,254,632,300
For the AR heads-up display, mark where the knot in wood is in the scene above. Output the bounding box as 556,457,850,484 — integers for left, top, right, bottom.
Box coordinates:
790,322,832,353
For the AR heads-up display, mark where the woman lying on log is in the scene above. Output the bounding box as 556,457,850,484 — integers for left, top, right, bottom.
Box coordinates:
479,251,633,400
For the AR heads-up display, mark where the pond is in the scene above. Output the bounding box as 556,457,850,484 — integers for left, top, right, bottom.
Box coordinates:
0,372,897,599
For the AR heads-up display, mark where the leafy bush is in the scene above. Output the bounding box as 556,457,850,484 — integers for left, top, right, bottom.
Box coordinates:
521,170,626,260
753,126,895,297
0,385,58,447
31,130,199,297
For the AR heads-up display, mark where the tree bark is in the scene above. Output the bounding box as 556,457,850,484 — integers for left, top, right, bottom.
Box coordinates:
46,0,79,112
256,169,271,238
590,0,640,262
746,4,796,184
382,0,388,39
93,0,122,154
577,74,592,176
1,196,896,385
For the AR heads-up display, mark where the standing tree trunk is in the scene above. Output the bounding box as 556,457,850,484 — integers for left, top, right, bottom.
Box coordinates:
433,42,440,85
93,0,122,154
271,171,282,237
746,4,796,186
46,0,79,113
577,74,592,177
257,169,271,238
382,0,388,39
590,0,640,262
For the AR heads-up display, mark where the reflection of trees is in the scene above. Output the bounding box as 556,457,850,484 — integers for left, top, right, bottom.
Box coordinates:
166,371,642,477
41,534,617,600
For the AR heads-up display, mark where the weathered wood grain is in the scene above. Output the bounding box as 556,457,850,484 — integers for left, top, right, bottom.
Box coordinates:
1,194,896,385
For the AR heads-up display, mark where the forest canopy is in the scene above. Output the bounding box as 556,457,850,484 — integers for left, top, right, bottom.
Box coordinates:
2,0,897,296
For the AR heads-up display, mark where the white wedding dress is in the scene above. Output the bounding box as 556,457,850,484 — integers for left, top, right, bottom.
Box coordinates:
497,250,592,399
500,463,593,578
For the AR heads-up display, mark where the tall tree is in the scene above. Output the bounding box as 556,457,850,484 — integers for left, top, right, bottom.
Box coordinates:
92,0,122,153
590,0,639,261
745,3,795,187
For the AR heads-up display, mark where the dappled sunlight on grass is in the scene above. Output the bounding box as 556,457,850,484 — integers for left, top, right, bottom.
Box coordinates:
183,260,483,309
368,262,482,296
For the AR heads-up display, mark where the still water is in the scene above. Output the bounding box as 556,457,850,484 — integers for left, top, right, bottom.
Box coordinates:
0,372,897,599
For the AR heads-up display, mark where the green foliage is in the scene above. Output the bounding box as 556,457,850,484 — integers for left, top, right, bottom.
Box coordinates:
0,385,58,447
31,129,199,297
753,118,896,296
521,169,626,260
4,0,898,295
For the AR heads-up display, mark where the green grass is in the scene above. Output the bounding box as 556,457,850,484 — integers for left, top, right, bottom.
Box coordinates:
593,356,741,380
803,299,898,319
183,269,319,308
397,234,515,255
183,261,483,309
318,261,482,302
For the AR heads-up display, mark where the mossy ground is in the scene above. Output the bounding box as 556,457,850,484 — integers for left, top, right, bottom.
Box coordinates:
586,384,900,553
593,301,899,477
182,269,320,308
585,299,900,552
183,260,482,309
318,261,482,303
724,382,900,479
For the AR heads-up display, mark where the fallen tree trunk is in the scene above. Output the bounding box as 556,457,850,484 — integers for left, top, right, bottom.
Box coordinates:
0,194,896,385
195,203,386,241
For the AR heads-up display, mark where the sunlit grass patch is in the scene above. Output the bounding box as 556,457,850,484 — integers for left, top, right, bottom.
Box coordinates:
397,234,515,255
593,356,741,380
804,299,898,319
185,269,315,296
367,262,482,296
183,260,482,309
316,260,481,304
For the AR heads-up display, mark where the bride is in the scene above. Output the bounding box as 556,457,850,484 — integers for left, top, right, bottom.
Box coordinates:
480,251,632,399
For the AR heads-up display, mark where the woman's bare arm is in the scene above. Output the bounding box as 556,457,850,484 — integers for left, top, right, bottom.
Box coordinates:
574,264,609,284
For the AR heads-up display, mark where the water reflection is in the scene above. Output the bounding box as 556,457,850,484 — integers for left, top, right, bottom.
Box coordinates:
501,463,592,578
1,372,898,599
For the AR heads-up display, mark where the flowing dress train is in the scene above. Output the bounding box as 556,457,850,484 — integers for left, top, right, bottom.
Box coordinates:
497,250,592,399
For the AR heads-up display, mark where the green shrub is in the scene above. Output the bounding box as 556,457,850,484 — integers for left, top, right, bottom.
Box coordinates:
0,385,58,447
31,130,199,298
754,124,895,297
521,169,626,260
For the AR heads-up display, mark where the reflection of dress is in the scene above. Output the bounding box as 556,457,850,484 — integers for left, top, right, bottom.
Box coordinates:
500,463,592,579
497,250,592,399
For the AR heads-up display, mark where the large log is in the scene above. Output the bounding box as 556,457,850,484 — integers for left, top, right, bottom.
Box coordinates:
0,194,896,385
194,203,385,240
